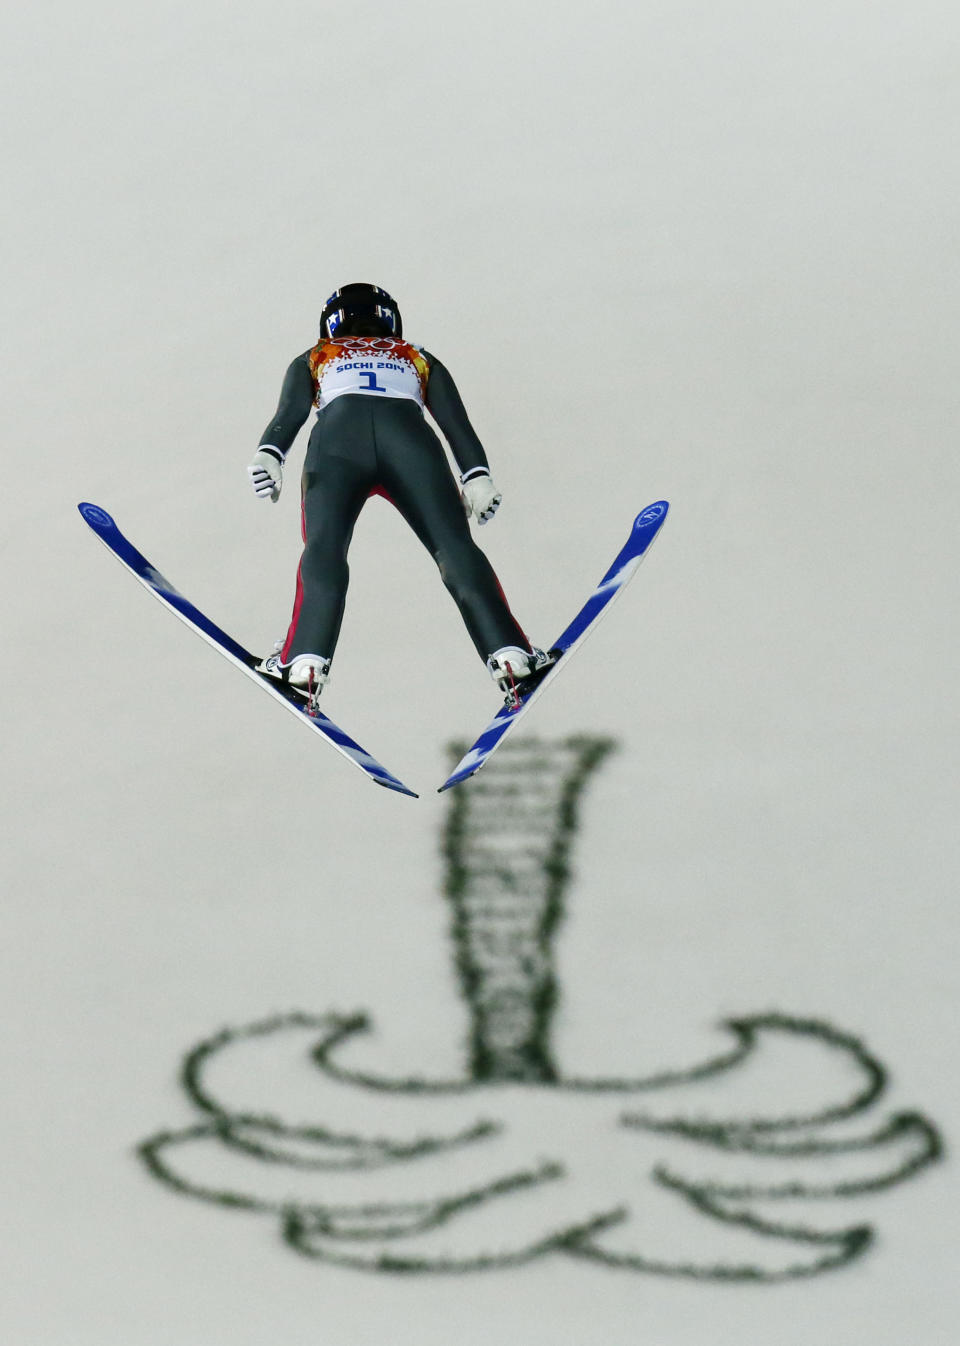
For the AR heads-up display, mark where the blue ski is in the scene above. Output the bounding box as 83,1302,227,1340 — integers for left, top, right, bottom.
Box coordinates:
439,501,669,791
78,504,418,798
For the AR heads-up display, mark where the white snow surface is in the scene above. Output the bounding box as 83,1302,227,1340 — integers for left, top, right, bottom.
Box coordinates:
2,2,958,1344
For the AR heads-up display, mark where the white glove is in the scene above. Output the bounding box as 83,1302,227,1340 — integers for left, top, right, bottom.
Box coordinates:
461,471,502,525
248,448,283,502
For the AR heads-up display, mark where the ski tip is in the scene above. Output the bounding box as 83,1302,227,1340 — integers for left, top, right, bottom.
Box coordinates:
634,500,669,529
78,502,117,531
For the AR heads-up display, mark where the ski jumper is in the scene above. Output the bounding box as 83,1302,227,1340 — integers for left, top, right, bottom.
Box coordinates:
257,337,530,665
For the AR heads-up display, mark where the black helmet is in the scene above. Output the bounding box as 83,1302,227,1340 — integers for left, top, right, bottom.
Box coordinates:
320,283,402,340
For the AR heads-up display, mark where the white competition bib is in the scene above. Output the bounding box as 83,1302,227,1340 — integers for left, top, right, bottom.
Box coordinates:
310,337,429,411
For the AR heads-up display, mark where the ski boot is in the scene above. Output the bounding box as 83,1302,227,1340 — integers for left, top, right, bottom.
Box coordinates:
257,643,331,715
486,645,556,708
255,639,286,680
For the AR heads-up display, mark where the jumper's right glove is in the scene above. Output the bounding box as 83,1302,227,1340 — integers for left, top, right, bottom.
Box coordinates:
248,447,283,502
461,471,502,525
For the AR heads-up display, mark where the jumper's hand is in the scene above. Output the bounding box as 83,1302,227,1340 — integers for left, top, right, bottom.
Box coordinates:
248,448,283,502
461,472,502,525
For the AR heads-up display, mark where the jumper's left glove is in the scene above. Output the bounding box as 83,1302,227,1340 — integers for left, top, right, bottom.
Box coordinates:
461,471,502,525
248,447,283,502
